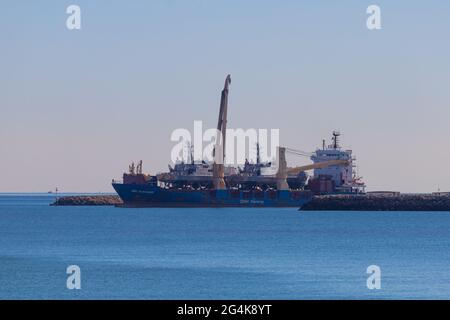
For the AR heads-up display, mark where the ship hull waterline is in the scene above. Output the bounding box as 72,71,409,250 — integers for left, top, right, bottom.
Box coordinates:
112,183,312,208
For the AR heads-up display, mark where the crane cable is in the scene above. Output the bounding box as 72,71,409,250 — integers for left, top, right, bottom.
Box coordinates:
284,147,314,157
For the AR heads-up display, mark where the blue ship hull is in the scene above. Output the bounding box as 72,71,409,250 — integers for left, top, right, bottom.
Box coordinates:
112,183,312,208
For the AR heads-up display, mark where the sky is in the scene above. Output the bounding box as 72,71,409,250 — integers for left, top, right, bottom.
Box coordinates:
1,0,450,193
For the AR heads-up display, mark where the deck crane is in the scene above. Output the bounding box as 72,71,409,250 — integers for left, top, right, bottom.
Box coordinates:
212,74,231,190
287,160,350,175
283,146,350,175
275,147,349,190
285,147,350,174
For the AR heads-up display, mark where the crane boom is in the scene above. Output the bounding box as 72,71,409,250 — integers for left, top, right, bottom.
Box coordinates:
215,74,231,160
212,75,231,190
287,160,349,175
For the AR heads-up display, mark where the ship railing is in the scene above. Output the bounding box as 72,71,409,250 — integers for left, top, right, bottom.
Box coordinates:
112,179,123,184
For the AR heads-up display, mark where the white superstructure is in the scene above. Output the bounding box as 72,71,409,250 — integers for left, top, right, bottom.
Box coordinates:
311,131,365,193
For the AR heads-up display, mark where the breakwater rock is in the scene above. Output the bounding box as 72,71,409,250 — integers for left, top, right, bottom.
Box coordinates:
300,194,450,211
51,195,123,206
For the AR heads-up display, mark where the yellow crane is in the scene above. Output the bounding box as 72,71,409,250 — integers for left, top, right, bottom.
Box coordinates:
287,159,349,175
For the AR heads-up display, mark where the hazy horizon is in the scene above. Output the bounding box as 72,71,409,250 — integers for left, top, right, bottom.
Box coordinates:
2,1,450,193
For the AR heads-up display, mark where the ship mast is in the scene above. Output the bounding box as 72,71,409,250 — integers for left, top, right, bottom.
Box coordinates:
256,143,260,165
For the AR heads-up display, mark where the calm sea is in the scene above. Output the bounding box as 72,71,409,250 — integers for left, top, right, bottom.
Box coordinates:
0,194,449,299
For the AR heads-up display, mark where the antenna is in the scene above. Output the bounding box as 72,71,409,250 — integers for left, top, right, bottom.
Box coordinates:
332,131,341,149
185,140,194,164
256,143,260,164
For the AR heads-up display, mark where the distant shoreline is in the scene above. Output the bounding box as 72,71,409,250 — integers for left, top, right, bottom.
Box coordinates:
51,195,122,206
300,194,450,211
0,192,116,195
45,193,450,211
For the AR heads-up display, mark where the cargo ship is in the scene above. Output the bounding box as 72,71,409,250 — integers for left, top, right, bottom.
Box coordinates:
112,182,312,208
112,147,313,207
112,75,354,207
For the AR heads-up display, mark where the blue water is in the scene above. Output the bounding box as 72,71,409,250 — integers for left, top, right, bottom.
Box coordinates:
0,194,449,299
